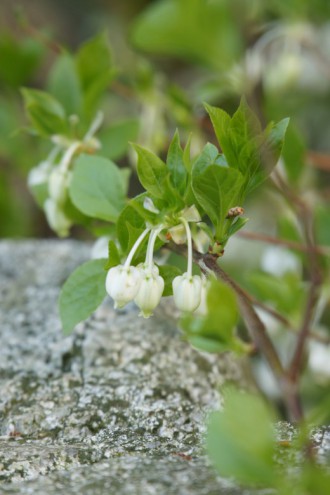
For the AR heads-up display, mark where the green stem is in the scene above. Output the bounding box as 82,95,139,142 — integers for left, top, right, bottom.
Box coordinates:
59,141,81,171
146,226,164,270
124,228,150,268
180,217,193,277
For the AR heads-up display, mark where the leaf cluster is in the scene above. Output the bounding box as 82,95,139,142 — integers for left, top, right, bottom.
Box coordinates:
58,99,289,334
21,33,115,137
121,99,288,254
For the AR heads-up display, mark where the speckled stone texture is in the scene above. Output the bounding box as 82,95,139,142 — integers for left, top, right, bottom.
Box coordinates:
0,240,250,494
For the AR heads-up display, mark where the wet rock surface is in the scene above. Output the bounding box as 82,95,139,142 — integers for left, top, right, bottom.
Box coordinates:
0,240,249,494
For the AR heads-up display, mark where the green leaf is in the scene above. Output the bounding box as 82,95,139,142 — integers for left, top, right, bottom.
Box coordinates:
192,142,223,176
128,193,164,224
48,52,82,116
119,167,131,196
278,464,330,495
104,240,121,270
186,335,231,354
133,143,168,198
205,100,289,194
183,133,192,172
247,271,305,320
99,119,139,160
117,203,146,254
75,32,114,117
21,88,67,136
131,0,242,70
205,100,261,191
0,35,43,87
227,216,249,237
62,195,91,227
181,279,244,354
59,259,107,335
166,130,187,194
192,165,245,240
315,205,330,246
158,264,182,296
204,104,232,151
126,223,148,264
281,124,306,185
69,154,125,222
251,117,290,191
207,388,277,486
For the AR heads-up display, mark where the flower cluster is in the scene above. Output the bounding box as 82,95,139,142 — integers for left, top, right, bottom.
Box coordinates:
28,112,103,237
105,206,207,317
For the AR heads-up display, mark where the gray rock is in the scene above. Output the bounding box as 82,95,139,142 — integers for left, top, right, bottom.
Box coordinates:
0,240,248,494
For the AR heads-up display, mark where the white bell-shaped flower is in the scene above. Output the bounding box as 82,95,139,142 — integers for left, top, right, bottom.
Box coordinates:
48,167,71,205
134,264,164,318
106,265,142,309
44,198,72,237
172,272,202,312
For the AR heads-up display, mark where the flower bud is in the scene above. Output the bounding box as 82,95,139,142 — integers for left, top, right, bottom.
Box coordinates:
106,265,142,309
134,265,164,318
143,197,160,214
181,204,201,223
168,224,186,244
44,199,72,237
172,273,202,312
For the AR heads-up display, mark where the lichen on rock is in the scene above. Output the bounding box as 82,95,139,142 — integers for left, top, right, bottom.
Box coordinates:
0,240,246,493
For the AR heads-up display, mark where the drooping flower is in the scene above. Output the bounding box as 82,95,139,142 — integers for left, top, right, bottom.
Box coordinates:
105,228,150,309
134,264,164,318
134,226,165,317
172,216,202,312
106,264,143,309
172,272,202,312
48,167,72,204
44,198,72,237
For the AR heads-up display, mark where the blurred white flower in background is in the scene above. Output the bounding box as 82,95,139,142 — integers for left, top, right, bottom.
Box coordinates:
261,246,301,276
308,341,330,382
229,21,330,95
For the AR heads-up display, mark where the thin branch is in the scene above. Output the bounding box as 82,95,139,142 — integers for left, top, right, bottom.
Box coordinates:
271,172,324,381
237,231,330,256
308,151,330,172
288,208,323,381
195,252,285,382
19,17,62,54
200,253,308,422
252,296,330,345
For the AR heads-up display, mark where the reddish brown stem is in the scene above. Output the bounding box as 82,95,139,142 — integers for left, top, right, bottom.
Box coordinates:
237,231,329,256
195,253,285,379
271,172,323,412
196,252,304,422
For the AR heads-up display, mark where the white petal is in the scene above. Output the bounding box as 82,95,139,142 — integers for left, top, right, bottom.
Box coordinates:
172,273,202,312
135,269,164,318
106,265,142,308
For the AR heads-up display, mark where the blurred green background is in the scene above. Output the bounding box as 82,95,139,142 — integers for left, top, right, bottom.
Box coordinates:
0,0,330,238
